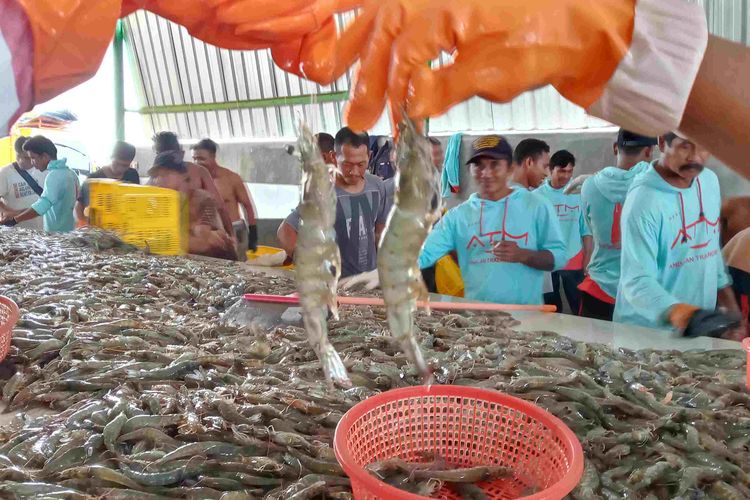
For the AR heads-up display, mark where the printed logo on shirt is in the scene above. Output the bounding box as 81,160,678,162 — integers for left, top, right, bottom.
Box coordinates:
12,181,36,200
345,215,370,239
670,214,720,250
553,203,580,222
334,189,382,275
465,200,529,256
670,179,719,251
669,248,720,270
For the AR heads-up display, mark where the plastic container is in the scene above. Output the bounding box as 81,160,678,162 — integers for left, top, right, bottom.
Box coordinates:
743,338,750,390
89,180,189,255
335,385,583,500
0,296,19,362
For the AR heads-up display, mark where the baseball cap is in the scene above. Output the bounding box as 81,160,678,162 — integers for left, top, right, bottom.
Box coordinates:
467,135,513,165
617,129,658,148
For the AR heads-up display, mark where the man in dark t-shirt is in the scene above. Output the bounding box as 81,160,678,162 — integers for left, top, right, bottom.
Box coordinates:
277,128,388,278
75,141,140,223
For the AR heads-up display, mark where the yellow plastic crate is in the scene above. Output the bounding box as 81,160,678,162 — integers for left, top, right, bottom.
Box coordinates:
89,180,188,255
88,179,121,229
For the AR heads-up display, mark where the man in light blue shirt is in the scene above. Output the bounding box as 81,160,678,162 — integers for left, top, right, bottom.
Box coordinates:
578,129,656,321
418,135,567,305
534,150,593,315
0,135,78,232
614,133,742,339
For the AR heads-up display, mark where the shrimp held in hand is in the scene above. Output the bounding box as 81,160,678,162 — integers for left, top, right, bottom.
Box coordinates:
294,124,351,388
377,120,441,382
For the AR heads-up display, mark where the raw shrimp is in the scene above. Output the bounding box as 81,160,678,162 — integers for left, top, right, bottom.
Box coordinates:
294,124,351,388
377,119,441,381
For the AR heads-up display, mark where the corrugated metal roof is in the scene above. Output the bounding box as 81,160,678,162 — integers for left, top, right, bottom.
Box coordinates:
124,3,749,140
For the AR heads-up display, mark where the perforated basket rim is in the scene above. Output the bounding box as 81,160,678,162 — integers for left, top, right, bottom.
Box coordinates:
0,296,19,361
334,385,584,500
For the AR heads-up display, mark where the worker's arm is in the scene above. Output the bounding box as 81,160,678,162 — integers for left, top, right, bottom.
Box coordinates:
277,221,298,259
375,223,386,246
74,201,87,224
681,36,750,179
5,207,41,224
236,176,258,251
717,286,741,313
189,226,238,260
235,175,257,225
493,242,555,272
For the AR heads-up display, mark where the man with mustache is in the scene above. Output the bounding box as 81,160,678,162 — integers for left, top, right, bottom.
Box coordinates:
278,127,388,278
614,133,744,339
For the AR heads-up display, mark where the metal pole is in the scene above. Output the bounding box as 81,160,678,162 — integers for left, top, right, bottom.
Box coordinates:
114,20,126,141
130,91,351,115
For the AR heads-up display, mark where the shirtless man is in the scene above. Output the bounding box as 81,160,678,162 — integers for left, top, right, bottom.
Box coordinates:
148,152,237,260
151,132,234,236
191,139,258,254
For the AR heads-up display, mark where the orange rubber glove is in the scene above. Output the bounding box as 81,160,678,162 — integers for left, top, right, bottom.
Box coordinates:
333,0,708,135
122,0,280,50
122,0,361,79
668,303,701,331
0,0,360,135
226,0,362,84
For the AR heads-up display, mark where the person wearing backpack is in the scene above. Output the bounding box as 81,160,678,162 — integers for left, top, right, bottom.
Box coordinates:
0,137,48,231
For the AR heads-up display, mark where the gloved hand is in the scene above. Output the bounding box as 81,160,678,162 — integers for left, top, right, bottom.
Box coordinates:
247,224,258,253
669,304,743,339
122,0,361,82
122,0,349,48
2,0,360,136
339,270,380,291
121,0,266,51
564,175,592,196
331,0,708,135
0,218,18,227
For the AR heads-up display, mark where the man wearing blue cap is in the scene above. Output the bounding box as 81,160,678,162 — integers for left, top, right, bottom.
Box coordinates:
417,135,567,305
578,130,657,320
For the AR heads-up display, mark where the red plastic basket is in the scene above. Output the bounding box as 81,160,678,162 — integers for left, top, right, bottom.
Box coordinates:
0,296,19,362
334,385,583,500
743,338,750,390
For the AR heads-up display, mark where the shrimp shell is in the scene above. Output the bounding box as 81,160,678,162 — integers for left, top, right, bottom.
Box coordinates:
377,121,441,381
294,124,350,388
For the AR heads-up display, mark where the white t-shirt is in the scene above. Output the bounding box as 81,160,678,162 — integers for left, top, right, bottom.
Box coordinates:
0,163,48,231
